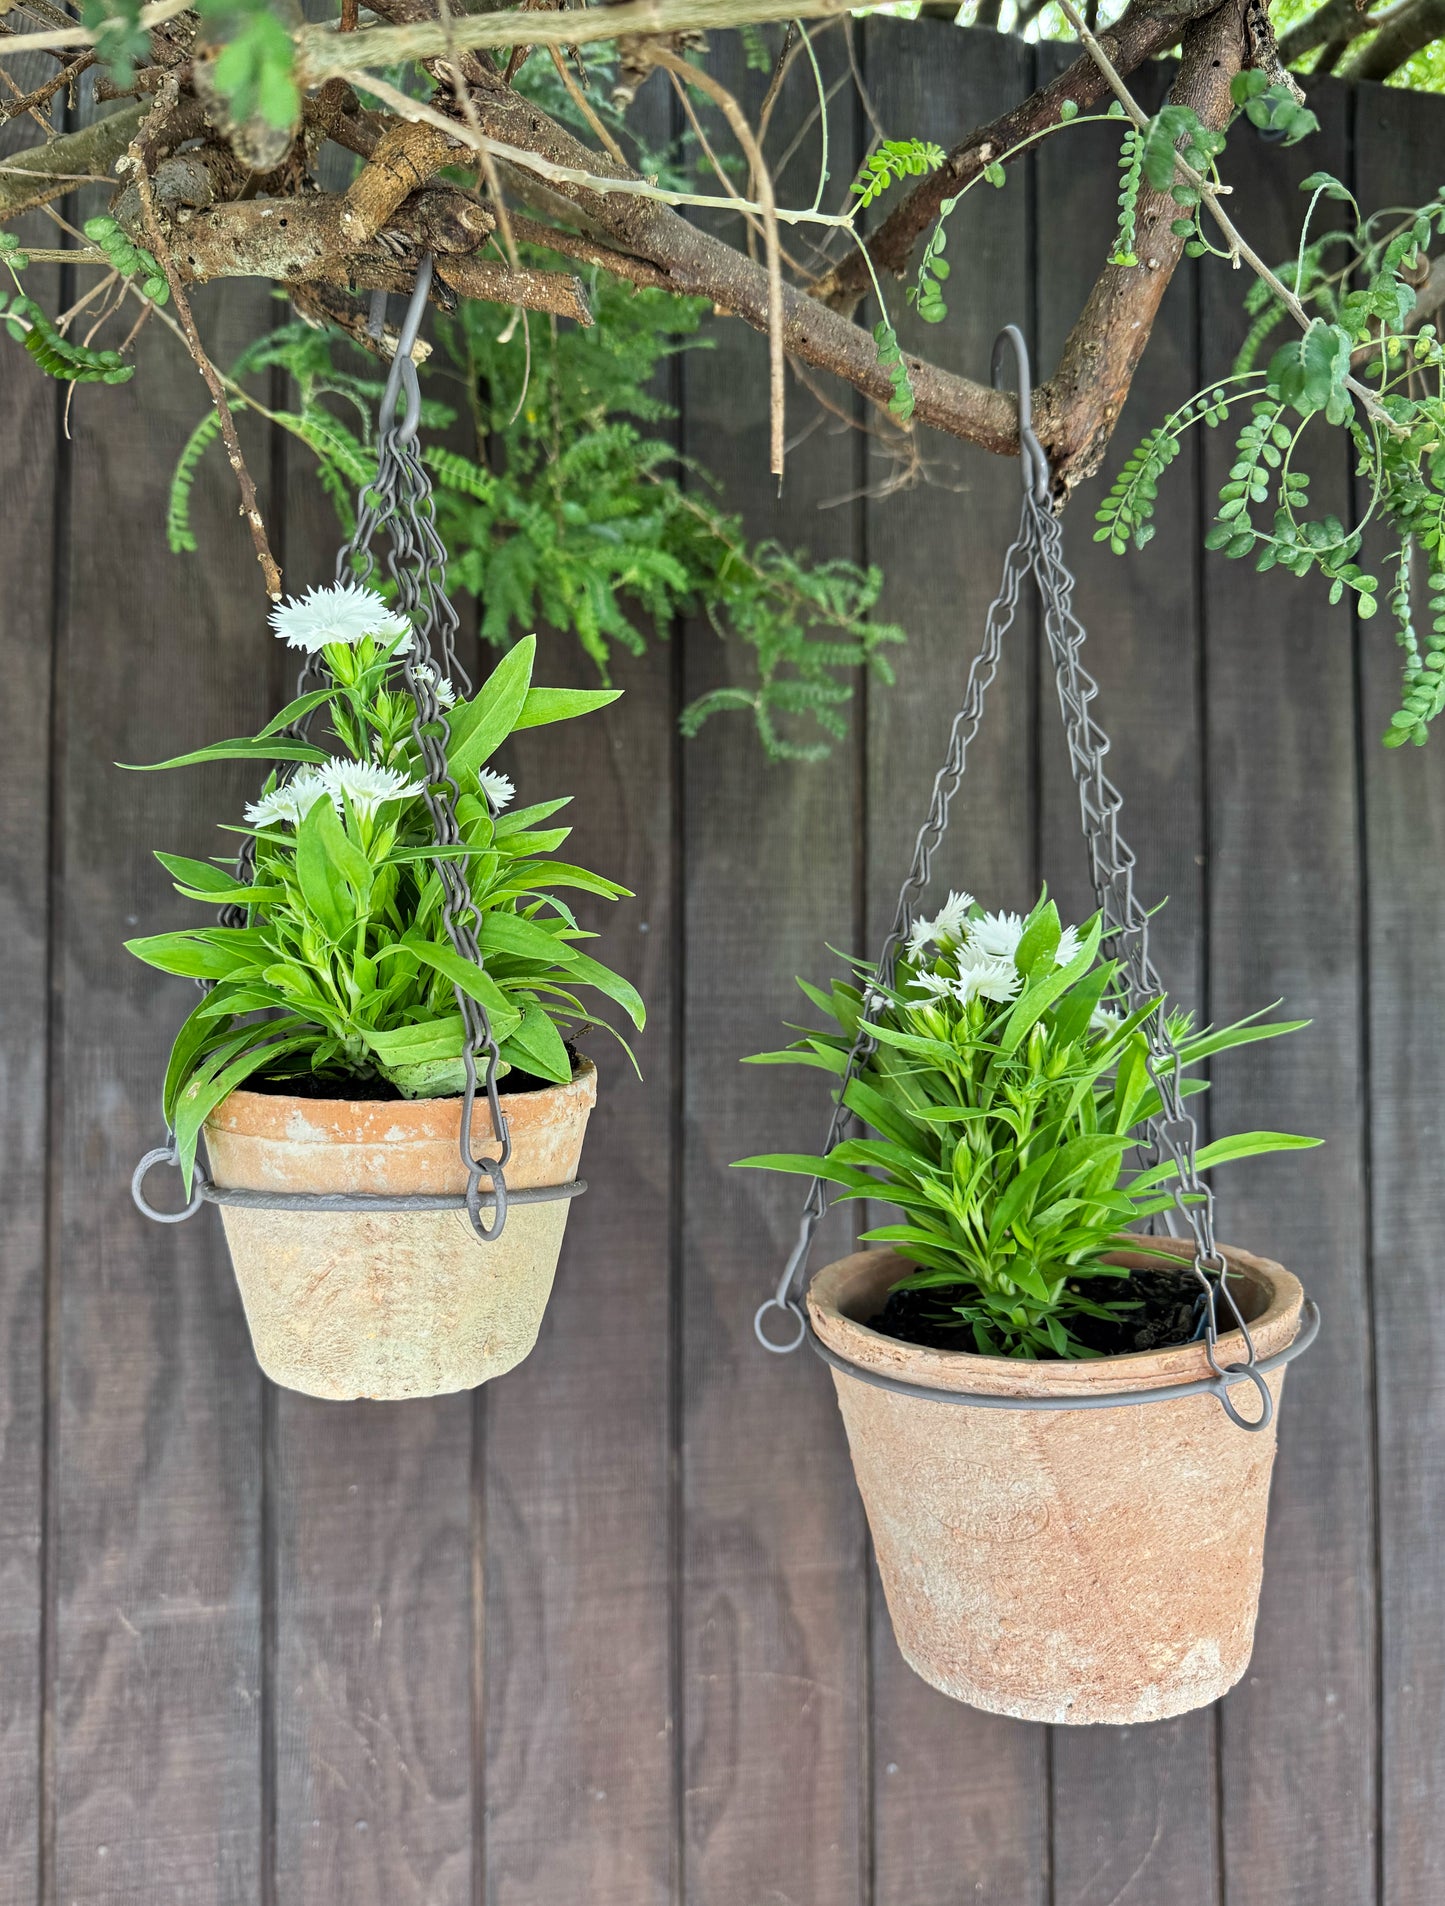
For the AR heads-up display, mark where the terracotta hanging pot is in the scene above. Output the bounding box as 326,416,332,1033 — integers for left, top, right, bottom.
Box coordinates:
806,1239,1307,1725
201,1059,597,1402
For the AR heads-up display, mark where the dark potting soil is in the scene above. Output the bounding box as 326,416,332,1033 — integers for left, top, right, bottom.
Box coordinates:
867,1264,1208,1360
246,1063,562,1102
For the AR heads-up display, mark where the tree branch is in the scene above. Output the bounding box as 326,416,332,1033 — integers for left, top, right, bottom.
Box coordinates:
814,0,1227,311
1339,0,1445,75
0,102,146,215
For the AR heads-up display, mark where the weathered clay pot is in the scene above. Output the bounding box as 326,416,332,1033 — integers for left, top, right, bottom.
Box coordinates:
202,1059,597,1401
808,1239,1305,1725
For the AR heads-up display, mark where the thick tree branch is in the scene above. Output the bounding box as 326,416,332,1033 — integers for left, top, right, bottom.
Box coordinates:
1044,0,1245,492
814,0,1227,311
0,102,145,215
1277,0,1375,61
1340,0,1445,75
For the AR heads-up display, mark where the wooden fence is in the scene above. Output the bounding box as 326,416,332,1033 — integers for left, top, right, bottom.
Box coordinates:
2,22,1443,1905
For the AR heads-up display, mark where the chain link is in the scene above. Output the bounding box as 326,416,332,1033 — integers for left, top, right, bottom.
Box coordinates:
756,325,1257,1389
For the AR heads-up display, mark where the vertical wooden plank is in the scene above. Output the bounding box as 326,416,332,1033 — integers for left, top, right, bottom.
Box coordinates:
679,28,867,1906
862,25,1048,1906
1035,48,1218,1904
482,141,679,1886
1355,80,1445,1906
481,84,676,1906
55,275,269,1899
270,387,473,1906
1200,79,1376,1906
0,153,60,1897
481,633,675,1906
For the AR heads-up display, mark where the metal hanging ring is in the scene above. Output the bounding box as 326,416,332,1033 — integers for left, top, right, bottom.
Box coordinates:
754,1296,807,1354
1212,1361,1275,1431
991,323,1051,504
466,1156,509,1242
131,1145,205,1224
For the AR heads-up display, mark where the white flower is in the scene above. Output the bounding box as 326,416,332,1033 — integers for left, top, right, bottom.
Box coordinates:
965,909,1025,962
930,889,975,945
478,768,515,813
954,952,1023,1007
317,757,422,817
244,767,329,829
414,663,456,709
907,968,956,1001
1055,923,1082,967
269,582,412,654
904,916,936,960
1090,1004,1126,1035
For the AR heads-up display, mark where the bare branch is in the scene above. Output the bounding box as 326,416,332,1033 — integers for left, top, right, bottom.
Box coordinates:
0,102,145,216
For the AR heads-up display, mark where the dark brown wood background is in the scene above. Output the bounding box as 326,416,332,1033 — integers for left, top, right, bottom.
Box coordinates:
2,24,1441,1904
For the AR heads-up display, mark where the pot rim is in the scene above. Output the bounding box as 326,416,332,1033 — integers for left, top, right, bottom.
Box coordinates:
205,1053,598,1143
807,1238,1304,1400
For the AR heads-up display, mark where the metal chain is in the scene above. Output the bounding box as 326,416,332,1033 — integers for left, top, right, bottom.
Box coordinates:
161,255,512,1242
756,325,1259,1402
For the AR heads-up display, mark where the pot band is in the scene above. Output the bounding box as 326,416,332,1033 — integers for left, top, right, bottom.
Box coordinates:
131,1145,585,1226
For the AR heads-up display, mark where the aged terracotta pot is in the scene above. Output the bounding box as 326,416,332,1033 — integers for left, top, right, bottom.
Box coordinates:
807,1239,1305,1725
202,1059,597,1402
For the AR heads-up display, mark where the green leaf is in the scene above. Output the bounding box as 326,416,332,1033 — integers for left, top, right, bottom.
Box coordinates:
560,948,646,1029
479,911,577,965
295,798,366,939
125,929,265,981
447,635,536,778
122,736,328,772
405,942,523,1040
513,685,622,731
499,1002,573,1084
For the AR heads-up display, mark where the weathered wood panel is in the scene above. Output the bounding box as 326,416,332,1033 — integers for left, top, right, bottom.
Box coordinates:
1355,80,1445,1906
863,28,1048,1906
0,179,59,1903
1200,79,1377,1906
679,29,868,1906
53,274,271,1905
1035,46,1221,1904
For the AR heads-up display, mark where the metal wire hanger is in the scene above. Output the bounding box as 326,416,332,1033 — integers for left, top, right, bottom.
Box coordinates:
132,256,585,1242
752,324,1318,1432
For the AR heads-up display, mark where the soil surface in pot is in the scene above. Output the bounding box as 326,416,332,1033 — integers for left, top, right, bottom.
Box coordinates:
247,1059,570,1101
868,1264,1208,1359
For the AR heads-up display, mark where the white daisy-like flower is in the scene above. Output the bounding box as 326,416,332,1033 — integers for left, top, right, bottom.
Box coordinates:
929,889,976,945
907,968,956,1001
904,915,937,960
955,952,1024,1007
414,663,457,709
478,767,515,813
965,909,1025,963
1055,923,1082,967
269,582,413,654
1090,1003,1126,1035
317,757,422,817
244,767,329,829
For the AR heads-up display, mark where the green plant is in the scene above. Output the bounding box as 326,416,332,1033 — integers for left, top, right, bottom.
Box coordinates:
169,283,905,761
123,583,644,1191
738,889,1316,1358
1099,169,1445,742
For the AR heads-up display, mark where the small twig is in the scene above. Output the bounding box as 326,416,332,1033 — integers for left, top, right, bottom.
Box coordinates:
128,83,282,597
0,47,93,122
547,43,626,167
653,47,786,479
0,0,190,55
756,20,799,136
